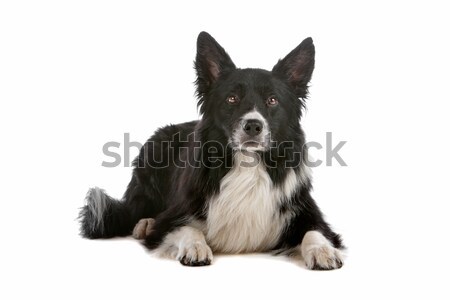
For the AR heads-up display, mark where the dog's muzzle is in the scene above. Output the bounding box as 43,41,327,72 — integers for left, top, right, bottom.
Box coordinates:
231,111,270,151
243,119,263,137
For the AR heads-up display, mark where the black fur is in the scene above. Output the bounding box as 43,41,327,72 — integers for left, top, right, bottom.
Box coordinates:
79,189,132,238
79,31,344,267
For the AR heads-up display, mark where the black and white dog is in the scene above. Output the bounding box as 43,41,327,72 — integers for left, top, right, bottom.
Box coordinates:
79,32,344,270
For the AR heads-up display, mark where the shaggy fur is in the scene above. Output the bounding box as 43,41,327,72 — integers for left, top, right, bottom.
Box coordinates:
79,32,344,270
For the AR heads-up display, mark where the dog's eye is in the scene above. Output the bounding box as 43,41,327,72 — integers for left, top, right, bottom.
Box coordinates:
267,97,279,106
226,95,239,105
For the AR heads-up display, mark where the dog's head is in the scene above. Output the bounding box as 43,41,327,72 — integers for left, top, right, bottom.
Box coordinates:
195,32,315,152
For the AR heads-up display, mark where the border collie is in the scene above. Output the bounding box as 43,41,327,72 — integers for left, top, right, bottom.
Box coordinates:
79,32,344,270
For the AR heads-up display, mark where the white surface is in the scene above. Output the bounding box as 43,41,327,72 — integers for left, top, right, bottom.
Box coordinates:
1,1,449,299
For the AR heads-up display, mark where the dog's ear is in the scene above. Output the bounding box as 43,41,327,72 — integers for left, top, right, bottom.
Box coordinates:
195,32,236,98
272,37,315,98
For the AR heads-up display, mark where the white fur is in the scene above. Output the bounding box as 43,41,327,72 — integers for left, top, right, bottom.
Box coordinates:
300,230,344,270
156,225,213,264
240,109,269,132
85,187,108,233
231,109,270,151
299,163,312,186
205,151,305,253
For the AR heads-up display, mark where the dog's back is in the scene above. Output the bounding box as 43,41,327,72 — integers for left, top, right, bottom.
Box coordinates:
80,120,198,238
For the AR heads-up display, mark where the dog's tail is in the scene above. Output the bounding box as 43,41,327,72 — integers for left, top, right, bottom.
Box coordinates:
79,187,132,238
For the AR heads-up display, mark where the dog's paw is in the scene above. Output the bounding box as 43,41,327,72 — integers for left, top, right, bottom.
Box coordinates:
300,231,344,271
176,241,213,267
132,218,155,239
303,245,344,270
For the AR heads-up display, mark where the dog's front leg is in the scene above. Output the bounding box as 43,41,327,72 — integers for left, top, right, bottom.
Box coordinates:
156,224,213,267
300,230,344,270
281,188,345,270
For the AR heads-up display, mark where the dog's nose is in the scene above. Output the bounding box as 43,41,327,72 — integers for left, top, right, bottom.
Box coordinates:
243,119,263,136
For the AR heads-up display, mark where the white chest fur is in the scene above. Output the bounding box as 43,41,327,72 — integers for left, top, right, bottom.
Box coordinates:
205,152,303,253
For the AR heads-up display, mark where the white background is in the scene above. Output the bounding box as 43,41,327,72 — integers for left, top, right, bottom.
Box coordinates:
1,1,449,299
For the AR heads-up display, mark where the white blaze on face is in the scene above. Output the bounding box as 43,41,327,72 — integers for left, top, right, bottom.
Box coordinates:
231,108,270,151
